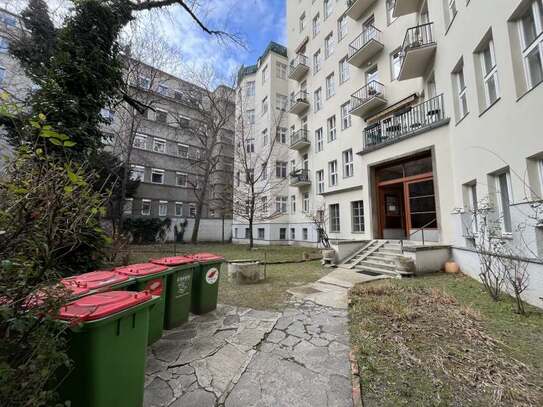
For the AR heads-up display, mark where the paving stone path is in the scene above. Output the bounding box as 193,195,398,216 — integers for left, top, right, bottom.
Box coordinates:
144,301,352,407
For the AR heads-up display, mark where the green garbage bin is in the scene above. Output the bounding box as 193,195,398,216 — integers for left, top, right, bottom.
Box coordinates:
114,263,171,345
188,253,224,315
57,291,158,407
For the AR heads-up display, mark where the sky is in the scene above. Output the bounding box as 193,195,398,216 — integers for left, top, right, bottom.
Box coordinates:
0,0,287,82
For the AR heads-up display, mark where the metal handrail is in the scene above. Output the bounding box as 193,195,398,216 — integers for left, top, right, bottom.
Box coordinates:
290,90,309,107
401,22,435,52
348,26,382,58
290,168,310,183
350,80,385,111
400,217,437,252
289,54,309,70
290,129,310,146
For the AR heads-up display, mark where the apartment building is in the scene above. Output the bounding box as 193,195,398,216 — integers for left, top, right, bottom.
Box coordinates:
0,8,235,241
233,0,543,305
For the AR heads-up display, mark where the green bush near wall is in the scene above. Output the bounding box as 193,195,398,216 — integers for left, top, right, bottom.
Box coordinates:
123,218,172,244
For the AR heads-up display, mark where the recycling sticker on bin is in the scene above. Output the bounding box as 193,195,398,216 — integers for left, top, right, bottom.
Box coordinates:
176,274,191,297
205,268,219,285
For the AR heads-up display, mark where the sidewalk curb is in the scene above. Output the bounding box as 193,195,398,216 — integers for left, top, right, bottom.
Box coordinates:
349,349,363,407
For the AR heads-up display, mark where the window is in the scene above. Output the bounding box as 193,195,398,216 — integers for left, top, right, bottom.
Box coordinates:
351,201,365,232
276,93,288,111
317,170,325,193
157,84,168,96
175,202,183,217
159,201,168,217
324,0,332,19
303,192,310,212
177,144,189,158
262,65,268,83
447,0,458,25
151,169,164,184
454,62,469,120
299,12,306,32
261,196,268,213
391,49,402,80
156,109,168,124
340,102,351,129
276,62,287,79
338,15,348,41
153,138,166,153
463,182,478,234
123,199,133,215
276,161,287,178
290,228,296,240
246,168,254,183
262,128,268,145
133,134,146,149
329,160,338,186
339,56,350,83
291,195,296,213
315,128,324,152
141,199,151,216
262,163,268,180
314,88,322,112
138,76,150,89
189,205,196,218
234,228,239,239
0,37,9,54
313,49,322,73
386,0,397,25
176,172,188,187
303,228,308,240
276,196,288,213
276,127,287,144
519,0,543,89
324,32,334,58
262,96,268,115
246,139,255,153
130,165,145,181
495,171,513,234
279,228,287,240
326,73,335,98
313,13,321,37
479,39,500,107
343,149,354,177
258,228,265,239
329,204,340,232
327,115,336,141
246,81,255,96
1,13,17,28
247,109,255,125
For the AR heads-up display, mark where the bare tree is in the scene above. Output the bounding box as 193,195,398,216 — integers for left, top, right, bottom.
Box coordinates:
306,204,330,248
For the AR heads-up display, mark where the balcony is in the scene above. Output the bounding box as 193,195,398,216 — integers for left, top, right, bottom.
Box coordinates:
290,169,311,187
350,81,387,118
348,26,384,68
290,129,311,150
289,54,310,81
345,0,377,20
393,0,420,17
398,22,437,81
289,91,310,116
362,94,446,151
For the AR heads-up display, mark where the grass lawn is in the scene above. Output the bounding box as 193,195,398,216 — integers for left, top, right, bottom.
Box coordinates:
349,272,543,407
127,243,326,310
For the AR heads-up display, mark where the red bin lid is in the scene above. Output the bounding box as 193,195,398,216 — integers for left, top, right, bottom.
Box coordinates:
24,284,90,309
62,271,129,290
150,256,195,266
189,252,224,261
114,262,168,276
58,291,152,321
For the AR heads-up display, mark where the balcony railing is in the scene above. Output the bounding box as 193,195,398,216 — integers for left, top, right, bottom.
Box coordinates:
350,81,385,112
289,54,310,80
398,22,437,80
348,26,382,59
290,169,311,186
402,22,435,52
289,90,310,115
363,94,446,149
290,129,310,148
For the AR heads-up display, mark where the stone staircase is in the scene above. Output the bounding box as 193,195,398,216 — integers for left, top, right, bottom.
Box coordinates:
337,240,414,277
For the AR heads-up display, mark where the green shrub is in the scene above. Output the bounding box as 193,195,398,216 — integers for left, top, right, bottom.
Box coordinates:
123,217,172,244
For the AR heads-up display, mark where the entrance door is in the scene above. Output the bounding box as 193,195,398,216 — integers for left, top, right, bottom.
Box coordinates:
378,183,406,239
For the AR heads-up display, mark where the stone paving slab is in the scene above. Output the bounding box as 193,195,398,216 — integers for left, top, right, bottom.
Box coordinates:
144,300,352,407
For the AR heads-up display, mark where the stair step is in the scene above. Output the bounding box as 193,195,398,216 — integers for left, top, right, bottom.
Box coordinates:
359,260,396,271
355,265,413,277
366,254,396,264
378,249,403,255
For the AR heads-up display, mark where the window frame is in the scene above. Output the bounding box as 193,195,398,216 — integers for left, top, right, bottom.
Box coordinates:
158,201,168,217
519,0,543,89
343,149,354,178
351,201,365,232
176,172,188,187
133,133,147,149
130,165,145,182
152,138,166,154
329,203,340,232
329,160,338,186
324,32,335,58
340,102,352,130
325,72,335,98
315,127,324,152
317,170,325,194
495,171,513,235
151,168,165,184
175,202,184,217
327,115,336,141
141,199,151,216
313,87,323,112
480,39,500,107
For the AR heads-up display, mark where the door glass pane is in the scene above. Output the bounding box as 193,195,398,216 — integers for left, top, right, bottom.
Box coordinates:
376,164,404,182
409,180,437,228
404,156,433,177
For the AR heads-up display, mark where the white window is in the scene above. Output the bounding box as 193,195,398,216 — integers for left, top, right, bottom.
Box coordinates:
480,39,500,107
326,73,335,98
262,96,268,115
100,108,115,121
189,205,196,217
519,0,543,89
341,102,351,129
315,128,324,152
391,49,402,80
386,0,397,25
303,192,310,212
1,13,17,28
262,65,268,83
351,201,365,232
279,228,287,240
261,196,268,213
258,228,265,239
276,93,288,111
133,134,147,149
123,199,133,215
313,49,322,73
262,128,268,145
159,201,168,217
246,139,255,153
156,109,168,124
276,62,287,79
324,0,332,19
313,88,323,112
329,204,340,232
324,32,334,58
317,170,325,194
343,149,354,178
141,199,151,216
247,109,255,125
448,0,458,23
151,168,164,184
290,228,296,240
299,12,306,32
276,127,287,144
338,15,348,41
291,195,296,213
130,165,145,181
176,172,188,187
153,138,166,153
138,76,150,89
177,144,189,158
329,160,338,186
339,56,350,83
313,13,321,37
175,202,183,217
303,228,308,240
327,115,336,142
455,67,469,119
495,171,512,234
246,81,255,96
262,162,268,180
276,161,287,178
464,183,478,235
276,196,288,213
157,84,168,96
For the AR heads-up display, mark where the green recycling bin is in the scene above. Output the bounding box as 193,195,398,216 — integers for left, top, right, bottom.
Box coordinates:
188,253,224,315
58,291,158,407
114,263,171,345
151,256,196,329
